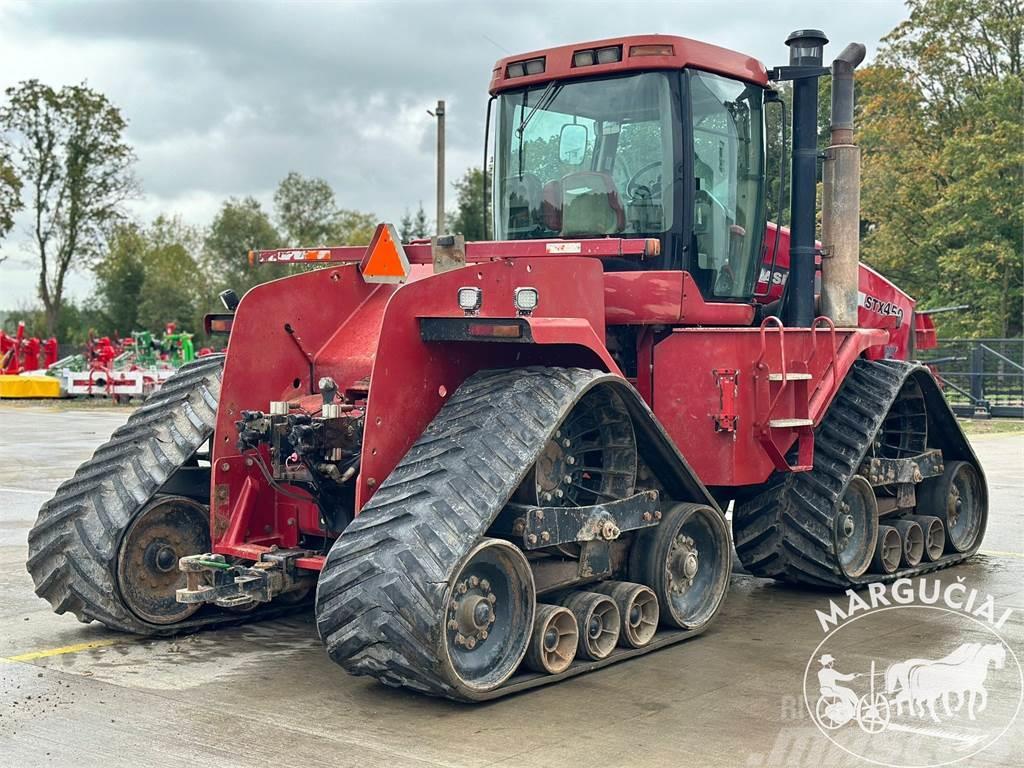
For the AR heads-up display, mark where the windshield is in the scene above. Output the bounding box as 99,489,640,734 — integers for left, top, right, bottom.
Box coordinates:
689,70,765,298
493,72,677,240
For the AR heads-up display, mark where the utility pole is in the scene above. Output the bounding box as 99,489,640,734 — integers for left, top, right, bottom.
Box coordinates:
433,100,445,235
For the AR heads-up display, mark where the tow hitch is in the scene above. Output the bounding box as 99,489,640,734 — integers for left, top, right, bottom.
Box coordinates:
177,549,314,609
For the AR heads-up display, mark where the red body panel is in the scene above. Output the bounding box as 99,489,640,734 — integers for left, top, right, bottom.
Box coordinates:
213,226,917,567
758,223,918,360
654,326,885,485
488,34,769,94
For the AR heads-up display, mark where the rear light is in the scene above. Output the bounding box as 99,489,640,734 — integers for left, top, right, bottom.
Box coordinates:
506,57,545,78
629,44,674,57
468,323,522,339
572,46,622,67
457,286,482,313
514,287,539,314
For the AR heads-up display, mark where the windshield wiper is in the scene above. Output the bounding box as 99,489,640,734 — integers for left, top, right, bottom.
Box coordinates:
516,81,563,179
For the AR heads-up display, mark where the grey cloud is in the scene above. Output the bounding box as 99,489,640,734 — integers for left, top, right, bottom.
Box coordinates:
0,0,909,307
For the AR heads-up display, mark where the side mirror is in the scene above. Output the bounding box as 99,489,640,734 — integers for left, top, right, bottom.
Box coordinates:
558,124,588,166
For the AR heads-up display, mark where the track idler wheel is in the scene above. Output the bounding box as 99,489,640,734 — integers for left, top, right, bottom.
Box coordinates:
556,591,620,660
871,525,902,574
907,514,945,562
630,502,730,631
834,476,879,579
524,604,578,674
116,496,210,625
441,538,535,695
891,519,924,568
918,460,987,554
591,580,659,648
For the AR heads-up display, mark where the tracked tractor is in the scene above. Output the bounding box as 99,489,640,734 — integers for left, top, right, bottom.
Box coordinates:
28,30,987,701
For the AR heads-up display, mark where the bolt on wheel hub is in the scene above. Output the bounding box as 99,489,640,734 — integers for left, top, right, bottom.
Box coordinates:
449,577,497,647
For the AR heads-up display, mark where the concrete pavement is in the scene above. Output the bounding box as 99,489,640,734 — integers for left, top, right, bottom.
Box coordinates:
1,403,1022,767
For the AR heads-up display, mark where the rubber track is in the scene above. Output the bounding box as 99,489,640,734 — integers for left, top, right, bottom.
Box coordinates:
26,355,225,634
315,367,612,700
733,360,980,588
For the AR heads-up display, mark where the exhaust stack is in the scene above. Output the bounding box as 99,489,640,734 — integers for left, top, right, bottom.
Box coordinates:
780,30,828,328
821,42,866,327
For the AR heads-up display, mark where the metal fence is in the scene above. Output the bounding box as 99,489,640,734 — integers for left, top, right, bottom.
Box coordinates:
917,338,1024,418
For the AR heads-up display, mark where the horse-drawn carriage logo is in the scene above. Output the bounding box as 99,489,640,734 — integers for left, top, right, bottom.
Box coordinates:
814,643,1008,734
802,582,1022,768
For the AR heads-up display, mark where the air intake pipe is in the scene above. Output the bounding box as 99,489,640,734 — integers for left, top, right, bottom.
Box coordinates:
820,42,866,327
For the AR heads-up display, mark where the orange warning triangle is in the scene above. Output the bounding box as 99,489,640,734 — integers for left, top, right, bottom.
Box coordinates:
359,223,410,283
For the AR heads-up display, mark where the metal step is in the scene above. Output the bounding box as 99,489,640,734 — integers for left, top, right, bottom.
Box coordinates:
768,372,813,382
768,418,814,428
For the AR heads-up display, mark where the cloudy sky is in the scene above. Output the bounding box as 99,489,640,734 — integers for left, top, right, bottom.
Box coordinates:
0,0,910,309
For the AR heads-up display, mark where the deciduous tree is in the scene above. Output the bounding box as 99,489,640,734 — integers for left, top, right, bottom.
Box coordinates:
0,80,137,335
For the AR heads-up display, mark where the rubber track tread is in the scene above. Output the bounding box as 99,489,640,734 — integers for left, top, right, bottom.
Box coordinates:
315,367,611,699
26,355,225,634
733,360,982,588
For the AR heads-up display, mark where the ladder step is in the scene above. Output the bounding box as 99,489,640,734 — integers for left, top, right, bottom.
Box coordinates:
769,418,814,428
768,372,813,382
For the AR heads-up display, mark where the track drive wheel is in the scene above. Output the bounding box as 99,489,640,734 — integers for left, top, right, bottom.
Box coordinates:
440,538,535,696
918,461,986,554
834,476,879,579
630,503,730,631
117,496,210,624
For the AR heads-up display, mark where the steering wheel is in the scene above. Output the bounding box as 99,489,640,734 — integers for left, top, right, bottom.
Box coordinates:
626,161,663,201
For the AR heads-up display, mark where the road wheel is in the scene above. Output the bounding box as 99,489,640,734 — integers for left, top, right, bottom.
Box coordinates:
630,503,730,631
835,476,878,579
116,496,210,625
439,538,534,695
919,460,986,553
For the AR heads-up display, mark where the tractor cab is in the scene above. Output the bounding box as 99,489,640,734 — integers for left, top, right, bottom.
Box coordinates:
489,35,768,304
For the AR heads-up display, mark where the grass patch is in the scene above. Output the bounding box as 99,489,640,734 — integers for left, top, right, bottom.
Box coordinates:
957,418,1024,436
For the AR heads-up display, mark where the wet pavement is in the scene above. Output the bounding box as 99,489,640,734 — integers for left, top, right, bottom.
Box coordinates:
1,403,1022,767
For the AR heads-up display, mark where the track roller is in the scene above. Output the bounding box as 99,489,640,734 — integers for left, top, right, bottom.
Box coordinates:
918,460,987,554
441,538,535,694
591,581,659,648
524,604,578,674
834,476,879,579
890,519,924,568
871,525,902,574
630,502,730,630
906,514,945,562
556,591,620,660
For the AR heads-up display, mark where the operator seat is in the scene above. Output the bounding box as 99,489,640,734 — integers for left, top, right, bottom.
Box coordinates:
554,171,625,237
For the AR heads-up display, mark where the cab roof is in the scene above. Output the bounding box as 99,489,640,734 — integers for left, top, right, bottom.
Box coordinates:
489,34,769,95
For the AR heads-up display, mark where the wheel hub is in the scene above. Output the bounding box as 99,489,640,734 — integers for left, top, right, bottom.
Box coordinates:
116,497,210,626
948,487,962,527
668,534,699,593
448,576,497,650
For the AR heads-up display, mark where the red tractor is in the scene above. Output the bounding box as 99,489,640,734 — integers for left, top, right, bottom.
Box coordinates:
28,30,985,701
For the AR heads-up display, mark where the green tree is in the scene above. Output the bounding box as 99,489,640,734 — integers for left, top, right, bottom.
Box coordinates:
0,150,21,252
448,167,488,240
136,216,204,331
330,209,377,245
203,196,282,296
274,171,337,246
93,222,146,334
0,80,137,335
399,209,414,242
412,203,430,239
857,0,1022,337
